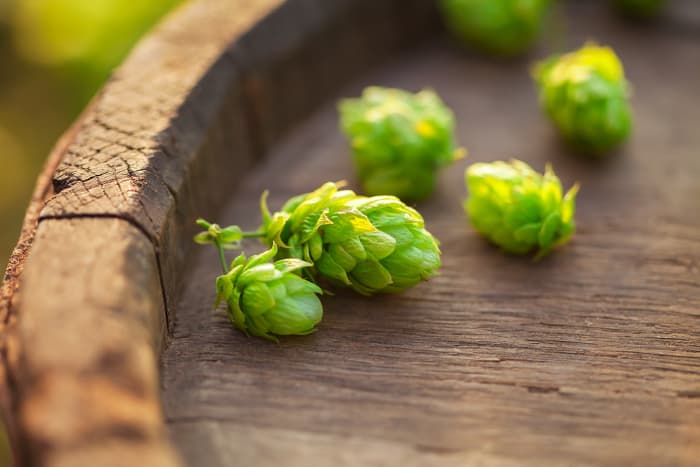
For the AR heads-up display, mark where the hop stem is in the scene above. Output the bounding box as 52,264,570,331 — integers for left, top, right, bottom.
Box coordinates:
215,238,228,274
216,231,265,272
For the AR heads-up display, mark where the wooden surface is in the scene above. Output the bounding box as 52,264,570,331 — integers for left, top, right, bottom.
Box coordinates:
0,0,276,463
13,218,178,467
0,0,437,465
1,0,698,465
163,3,700,466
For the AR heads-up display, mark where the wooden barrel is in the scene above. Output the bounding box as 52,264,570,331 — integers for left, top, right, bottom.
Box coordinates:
1,1,698,466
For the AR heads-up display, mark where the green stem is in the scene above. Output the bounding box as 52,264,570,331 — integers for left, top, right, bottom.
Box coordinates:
196,218,212,229
214,238,228,274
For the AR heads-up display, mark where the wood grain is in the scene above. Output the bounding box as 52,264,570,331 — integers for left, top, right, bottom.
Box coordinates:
0,0,441,465
38,0,282,316
163,3,700,466
232,0,439,152
1,1,282,463
2,0,698,465
11,218,179,467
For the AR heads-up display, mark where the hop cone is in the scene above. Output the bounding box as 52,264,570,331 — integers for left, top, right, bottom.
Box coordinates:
465,160,579,257
438,0,552,57
533,43,632,155
215,245,323,342
339,86,464,201
260,182,441,294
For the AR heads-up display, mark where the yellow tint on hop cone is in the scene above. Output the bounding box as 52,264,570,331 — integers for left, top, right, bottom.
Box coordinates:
533,43,632,155
260,182,442,295
464,160,579,258
339,87,465,201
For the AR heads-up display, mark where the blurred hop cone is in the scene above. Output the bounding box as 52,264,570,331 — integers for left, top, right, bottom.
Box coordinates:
533,43,633,155
438,0,553,57
339,87,465,202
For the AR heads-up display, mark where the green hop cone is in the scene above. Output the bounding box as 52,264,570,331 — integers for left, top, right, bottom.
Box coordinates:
215,244,323,342
260,182,441,294
438,0,552,57
464,160,579,258
614,0,665,18
339,86,465,201
533,43,632,155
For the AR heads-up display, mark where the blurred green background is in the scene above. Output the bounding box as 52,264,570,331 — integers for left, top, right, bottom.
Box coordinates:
0,0,182,463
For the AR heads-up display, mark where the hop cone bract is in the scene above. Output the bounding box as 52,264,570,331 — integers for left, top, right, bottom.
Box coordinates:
261,182,441,294
339,87,464,201
215,245,323,342
465,160,578,257
533,43,632,155
438,0,552,57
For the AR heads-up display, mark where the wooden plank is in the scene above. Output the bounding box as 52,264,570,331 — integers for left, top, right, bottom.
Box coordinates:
162,2,700,466
0,101,90,462
37,0,281,318
0,0,443,465
7,218,178,467
0,1,279,463
3,0,697,465
39,0,279,237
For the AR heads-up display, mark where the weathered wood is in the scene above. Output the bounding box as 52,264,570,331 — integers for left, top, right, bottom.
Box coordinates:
0,98,100,463
10,218,178,467
2,0,699,465
162,2,700,466
0,0,442,465
39,0,283,318
232,0,439,152
0,1,281,463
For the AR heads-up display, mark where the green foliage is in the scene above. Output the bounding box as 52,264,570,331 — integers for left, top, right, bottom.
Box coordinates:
438,0,552,57
339,87,464,201
614,0,666,18
533,43,632,155
464,160,578,258
261,182,442,294
214,245,323,342
194,220,243,249
11,0,182,99
13,0,181,69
